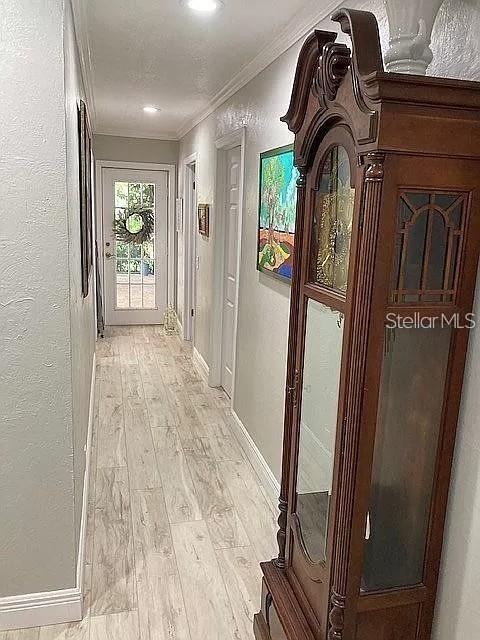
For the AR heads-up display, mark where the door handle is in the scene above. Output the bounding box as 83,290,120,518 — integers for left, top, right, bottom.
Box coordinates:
105,252,113,259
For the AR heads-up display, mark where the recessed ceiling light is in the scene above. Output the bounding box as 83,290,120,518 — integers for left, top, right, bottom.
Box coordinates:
186,0,222,12
143,106,159,114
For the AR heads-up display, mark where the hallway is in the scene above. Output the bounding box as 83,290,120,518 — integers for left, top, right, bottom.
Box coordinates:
1,326,277,640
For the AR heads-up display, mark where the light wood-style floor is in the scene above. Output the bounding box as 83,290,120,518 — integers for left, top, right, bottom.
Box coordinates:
1,326,278,640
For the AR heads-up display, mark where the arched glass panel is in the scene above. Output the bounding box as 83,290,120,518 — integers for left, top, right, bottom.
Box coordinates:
391,191,466,304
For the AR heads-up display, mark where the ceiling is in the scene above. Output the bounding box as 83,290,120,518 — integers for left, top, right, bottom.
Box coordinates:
83,0,316,140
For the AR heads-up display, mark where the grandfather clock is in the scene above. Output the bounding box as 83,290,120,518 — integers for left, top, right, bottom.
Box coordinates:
254,8,480,640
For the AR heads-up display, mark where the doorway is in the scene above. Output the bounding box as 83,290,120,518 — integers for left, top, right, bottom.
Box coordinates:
98,164,174,326
220,147,241,397
210,128,245,399
183,155,197,342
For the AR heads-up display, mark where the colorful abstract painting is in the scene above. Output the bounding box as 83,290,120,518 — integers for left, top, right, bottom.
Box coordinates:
258,144,299,282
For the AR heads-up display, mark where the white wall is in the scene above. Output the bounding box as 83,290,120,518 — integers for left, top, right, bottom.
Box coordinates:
64,0,96,556
434,286,480,637
93,134,179,165
176,1,480,637
0,0,75,596
0,0,95,598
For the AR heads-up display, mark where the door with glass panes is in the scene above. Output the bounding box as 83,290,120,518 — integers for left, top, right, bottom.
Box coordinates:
102,168,168,325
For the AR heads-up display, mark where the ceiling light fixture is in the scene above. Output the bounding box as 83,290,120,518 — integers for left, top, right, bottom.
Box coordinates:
143,106,159,114
186,0,222,12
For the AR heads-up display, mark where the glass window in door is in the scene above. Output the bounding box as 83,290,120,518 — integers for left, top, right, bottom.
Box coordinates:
114,181,156,310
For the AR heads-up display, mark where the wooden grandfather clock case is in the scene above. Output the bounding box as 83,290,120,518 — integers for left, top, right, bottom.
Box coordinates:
254,8,480,640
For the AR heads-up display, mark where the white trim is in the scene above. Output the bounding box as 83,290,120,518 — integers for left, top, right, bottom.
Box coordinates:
0,356,96,632
0,588,82,632
95,161,104,302
214,128,246,151
176,316,184,339
176,0,342,139
193,347,209,384
95,160,176,324
182,153,198,342
95,160,177,172
230,410,280,512
70,0,97,127
94,127,179,141
209,128,246,398
76,352,96,594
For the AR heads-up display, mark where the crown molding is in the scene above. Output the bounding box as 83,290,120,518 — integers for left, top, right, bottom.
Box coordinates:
176,0,343,140
70,0,97,126
93,127,180,142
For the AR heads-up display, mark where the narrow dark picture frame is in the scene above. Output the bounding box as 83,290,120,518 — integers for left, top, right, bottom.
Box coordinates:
257,143,297,284
78,99,93,298
198,203,210,237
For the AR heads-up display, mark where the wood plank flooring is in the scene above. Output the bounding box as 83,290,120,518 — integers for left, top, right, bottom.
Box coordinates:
1,326,278,640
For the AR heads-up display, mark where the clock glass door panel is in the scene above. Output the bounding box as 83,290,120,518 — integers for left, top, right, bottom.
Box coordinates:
293,143,354,569
296,300,344,563
362,325,452,591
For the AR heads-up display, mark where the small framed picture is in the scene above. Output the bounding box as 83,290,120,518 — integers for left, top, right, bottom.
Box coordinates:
198,204,210,237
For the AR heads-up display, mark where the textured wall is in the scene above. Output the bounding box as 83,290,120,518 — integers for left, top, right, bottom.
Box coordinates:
64,0,96,556
0,0,76,595
430,0,480,80
177,1,480,638
93,134,179,165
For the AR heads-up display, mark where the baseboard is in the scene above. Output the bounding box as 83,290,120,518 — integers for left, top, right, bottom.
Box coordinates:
0,588,82,631
230,410,280,512
0,354,96,632
76,352,96,594
193,346,209,384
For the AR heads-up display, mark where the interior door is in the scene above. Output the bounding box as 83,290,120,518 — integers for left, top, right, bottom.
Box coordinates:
102,168,168,325
190,164,197,342
221,147,241,397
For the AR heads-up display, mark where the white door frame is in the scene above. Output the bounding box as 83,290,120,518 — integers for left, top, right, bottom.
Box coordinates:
182,152,197,341
209,127,246,400
95,160,176,321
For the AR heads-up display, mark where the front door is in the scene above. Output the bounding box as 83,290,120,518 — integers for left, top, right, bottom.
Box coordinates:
102,168,168,325
221,146,241,397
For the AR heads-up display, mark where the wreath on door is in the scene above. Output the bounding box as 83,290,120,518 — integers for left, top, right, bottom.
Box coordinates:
113,206,154,245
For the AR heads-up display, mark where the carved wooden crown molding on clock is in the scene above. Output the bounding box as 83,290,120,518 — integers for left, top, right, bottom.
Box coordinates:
314,41,351,103
281,8,383,169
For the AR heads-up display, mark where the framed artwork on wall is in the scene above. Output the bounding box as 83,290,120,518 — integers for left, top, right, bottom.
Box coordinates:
198,203,210,237
78,99,93,298
257,144,299,282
